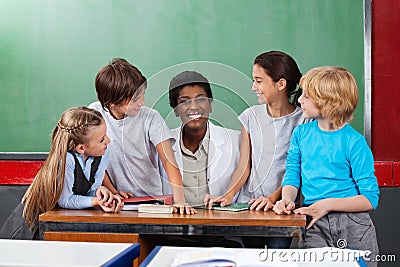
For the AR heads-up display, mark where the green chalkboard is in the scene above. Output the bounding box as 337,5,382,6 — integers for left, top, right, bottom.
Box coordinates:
0,0,365,152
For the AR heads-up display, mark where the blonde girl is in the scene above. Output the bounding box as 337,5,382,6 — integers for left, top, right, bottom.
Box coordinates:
0,106,122,239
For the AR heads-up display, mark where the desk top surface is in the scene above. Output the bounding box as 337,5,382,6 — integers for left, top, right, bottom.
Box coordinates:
0,239,139,266
40,208,306,227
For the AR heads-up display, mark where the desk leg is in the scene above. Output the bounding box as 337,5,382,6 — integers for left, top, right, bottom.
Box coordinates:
44,232,140,267
292,228,304,248
138,235,158,264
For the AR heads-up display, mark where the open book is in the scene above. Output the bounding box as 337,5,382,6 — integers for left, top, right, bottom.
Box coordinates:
122,194,173,211
168,247,367,267
171,250,236,267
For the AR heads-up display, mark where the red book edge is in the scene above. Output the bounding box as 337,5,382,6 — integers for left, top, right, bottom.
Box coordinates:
122,194,173,205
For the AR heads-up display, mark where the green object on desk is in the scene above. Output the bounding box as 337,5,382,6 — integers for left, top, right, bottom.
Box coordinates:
194,203,250,212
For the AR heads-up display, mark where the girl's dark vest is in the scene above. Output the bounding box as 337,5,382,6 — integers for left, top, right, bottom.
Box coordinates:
71,153,102,195
0,154,102,240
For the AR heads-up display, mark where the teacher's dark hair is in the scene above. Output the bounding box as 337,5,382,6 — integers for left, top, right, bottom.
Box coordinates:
169,71,213,109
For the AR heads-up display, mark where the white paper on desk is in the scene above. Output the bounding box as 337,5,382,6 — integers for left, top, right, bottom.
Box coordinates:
170,250,296,267
170,247,366,267
171,251,236,266
236,250,297,266
235,247,366,267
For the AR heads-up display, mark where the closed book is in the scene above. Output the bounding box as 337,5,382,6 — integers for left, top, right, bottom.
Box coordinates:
122,194,173,211
193,203,250,212
138,204,173,214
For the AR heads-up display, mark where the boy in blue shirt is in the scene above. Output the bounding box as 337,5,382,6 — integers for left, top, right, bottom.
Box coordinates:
274,66,379,266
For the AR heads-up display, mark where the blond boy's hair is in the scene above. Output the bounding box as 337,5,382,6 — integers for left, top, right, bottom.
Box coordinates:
299,66,358,129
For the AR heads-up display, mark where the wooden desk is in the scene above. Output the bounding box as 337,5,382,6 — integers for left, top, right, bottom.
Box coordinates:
0,239,139,267
39,209,306,265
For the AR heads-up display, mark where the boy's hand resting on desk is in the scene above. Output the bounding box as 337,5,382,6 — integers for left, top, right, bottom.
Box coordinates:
273,199,296,215
293,199,330,229
116,190,134,199
172,203,197,215
249,196,274,211
203,194,234,209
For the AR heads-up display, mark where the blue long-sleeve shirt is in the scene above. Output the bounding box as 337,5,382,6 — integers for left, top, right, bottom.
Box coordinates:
282,120,379,210
58,150,108,209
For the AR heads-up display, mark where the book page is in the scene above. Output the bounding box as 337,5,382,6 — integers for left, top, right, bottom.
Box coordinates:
171,251,236,267
145,247,366,267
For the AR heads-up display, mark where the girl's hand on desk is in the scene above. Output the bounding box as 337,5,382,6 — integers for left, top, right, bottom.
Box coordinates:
99,200,116,213
273,199,295,215
99,195,123,213
96,186,115,207
203,194,233,209
113,195,124,212
249,197,274,211
172,203,197,215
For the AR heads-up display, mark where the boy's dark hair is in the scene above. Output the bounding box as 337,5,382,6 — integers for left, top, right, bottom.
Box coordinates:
169,71,213,109
254,51,302,106
95,58,147,111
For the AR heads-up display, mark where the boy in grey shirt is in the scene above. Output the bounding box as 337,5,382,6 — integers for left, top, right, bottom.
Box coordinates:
90,58,196,214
